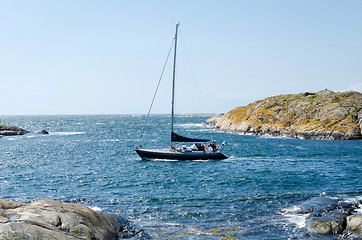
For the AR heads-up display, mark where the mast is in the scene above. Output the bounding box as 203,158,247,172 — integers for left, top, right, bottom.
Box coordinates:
171,23,179,148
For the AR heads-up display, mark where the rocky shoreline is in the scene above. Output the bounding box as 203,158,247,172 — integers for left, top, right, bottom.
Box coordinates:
205,90,362,140
280,196,362,238
0,200,151,239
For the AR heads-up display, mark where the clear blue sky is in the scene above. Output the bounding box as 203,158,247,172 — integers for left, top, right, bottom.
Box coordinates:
1,0,361,115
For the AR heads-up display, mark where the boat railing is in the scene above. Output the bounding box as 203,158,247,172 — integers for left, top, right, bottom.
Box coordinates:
174,143,224,154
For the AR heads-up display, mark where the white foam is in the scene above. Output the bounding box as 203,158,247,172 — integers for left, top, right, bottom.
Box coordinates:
90,206,102,212
165,222,184,227
52,132,85,136
343,196,362,203
5,137,16,141
282,195,362,229
153,159,179,162
175,123,204,128
280,205,308,229
283,213,309,228
260,134,292,139
356,204,362,214
281,205,302,213
344,196,362,214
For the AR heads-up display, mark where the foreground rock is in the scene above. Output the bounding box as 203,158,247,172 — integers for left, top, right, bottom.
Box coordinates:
345,215,362,236
281,196,362,238
205,90,362,140
0,200,151,240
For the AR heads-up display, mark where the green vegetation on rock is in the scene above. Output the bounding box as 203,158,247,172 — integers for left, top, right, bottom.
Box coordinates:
205,90,362,140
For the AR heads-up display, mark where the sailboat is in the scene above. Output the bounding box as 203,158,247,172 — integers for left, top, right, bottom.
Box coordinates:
135,23,228,160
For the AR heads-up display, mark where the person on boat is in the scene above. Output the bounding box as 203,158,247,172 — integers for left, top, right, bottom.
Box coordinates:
201,143,206,152
210,140,217,153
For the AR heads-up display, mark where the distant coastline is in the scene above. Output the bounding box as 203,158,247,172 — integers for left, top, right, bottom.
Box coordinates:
205,89,362,140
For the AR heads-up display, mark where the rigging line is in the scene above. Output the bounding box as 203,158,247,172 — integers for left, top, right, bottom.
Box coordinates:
138,38,175,145
179,30,208,114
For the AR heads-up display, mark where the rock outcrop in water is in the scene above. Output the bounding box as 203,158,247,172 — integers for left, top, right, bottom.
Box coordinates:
281,196,362,238
0,124,29,136
205,90,362,140
0,200,151,239
0,124,48,136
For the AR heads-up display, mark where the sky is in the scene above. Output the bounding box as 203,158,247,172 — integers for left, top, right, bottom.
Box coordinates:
1,0,361,115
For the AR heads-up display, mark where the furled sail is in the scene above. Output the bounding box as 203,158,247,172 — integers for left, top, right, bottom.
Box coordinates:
171,132,209,142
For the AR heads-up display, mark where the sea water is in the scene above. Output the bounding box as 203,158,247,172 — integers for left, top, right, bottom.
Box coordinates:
0,115,361,239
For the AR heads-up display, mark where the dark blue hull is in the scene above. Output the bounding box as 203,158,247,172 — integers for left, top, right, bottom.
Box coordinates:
135,149,228,160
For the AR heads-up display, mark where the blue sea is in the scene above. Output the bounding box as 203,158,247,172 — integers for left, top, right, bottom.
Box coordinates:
1,115,361,239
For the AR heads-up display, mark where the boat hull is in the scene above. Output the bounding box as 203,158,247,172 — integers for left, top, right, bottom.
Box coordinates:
135,149,228,160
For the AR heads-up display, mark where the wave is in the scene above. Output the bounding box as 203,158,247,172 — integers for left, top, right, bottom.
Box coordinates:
279,206,309,228
175,123,204,128
280,195,362,229
89,206,103,213
51,132,85,136
343,196,362,214
260,134,293,139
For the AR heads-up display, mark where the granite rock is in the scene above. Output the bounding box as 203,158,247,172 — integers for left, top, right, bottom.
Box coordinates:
0,124,29,136
281,196,362,238
345,215,362,236
0,200,151,240
205,90,362,140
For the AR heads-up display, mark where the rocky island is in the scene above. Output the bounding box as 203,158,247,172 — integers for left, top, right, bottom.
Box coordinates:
0,124,29,136
0,124,48,136
205,90,362,140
